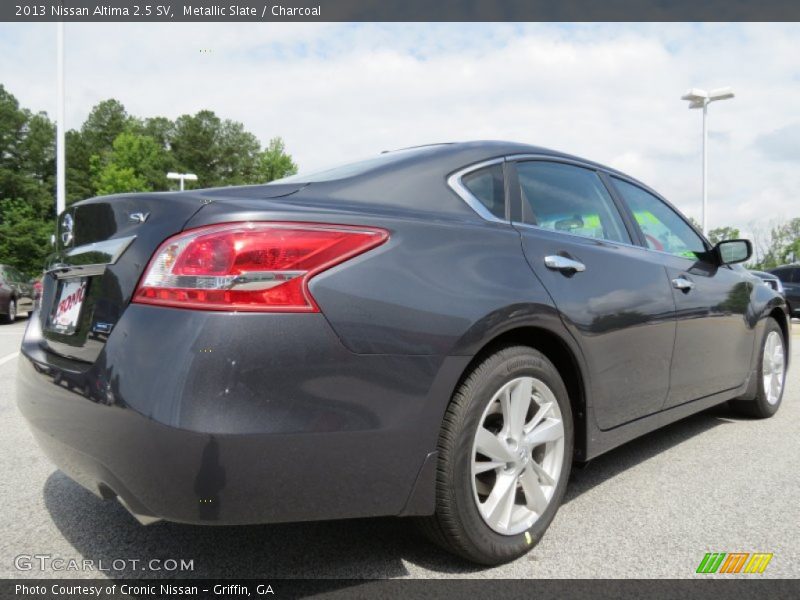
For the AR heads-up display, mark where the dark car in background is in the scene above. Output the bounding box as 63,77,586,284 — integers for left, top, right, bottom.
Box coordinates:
16,141,790,565
750,270,784,294
769,264,800,318
0,264,35,324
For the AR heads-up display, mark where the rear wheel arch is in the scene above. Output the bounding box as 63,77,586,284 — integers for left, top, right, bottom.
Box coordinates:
731,315,787,418
449,325,588,463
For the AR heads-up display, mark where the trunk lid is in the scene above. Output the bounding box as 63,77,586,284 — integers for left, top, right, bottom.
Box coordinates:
38,184,302,363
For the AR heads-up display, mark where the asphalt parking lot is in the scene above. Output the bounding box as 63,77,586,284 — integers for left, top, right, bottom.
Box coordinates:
0,316,798,580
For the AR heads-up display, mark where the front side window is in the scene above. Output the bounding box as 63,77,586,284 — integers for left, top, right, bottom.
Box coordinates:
612,177,706,260
461,163,506,220
516,161,630,243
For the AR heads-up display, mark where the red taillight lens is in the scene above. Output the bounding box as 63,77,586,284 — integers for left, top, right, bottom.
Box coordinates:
132,222,389,312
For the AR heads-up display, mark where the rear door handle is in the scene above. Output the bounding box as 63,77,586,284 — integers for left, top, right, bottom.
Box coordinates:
672,277,694,292
544,255,586,273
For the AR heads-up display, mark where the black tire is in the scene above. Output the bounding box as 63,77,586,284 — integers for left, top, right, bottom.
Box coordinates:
0,299,15,324
420,345,573,565
730,318,786,418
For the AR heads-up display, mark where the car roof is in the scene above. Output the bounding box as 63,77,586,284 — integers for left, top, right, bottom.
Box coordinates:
140,140,663,221
279,140,637,184
255,140,658,217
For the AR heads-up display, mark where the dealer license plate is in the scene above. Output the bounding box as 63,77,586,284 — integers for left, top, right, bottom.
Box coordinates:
49,278,88,335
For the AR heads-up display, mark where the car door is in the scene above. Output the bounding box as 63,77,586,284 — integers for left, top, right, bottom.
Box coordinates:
510,159,677,430
609,176,755,407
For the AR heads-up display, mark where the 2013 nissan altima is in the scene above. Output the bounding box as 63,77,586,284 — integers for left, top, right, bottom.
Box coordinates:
17,141,790,564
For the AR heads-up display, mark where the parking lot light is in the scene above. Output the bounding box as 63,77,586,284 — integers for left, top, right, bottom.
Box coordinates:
166,172,198,191
681,87,735,236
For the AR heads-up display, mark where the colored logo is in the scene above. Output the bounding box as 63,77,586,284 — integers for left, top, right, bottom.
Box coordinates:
696,552,773,574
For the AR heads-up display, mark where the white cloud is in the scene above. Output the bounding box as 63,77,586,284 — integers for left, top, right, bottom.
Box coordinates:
1,22,799,235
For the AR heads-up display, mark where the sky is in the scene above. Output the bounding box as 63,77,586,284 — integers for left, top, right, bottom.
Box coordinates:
1,22,798,238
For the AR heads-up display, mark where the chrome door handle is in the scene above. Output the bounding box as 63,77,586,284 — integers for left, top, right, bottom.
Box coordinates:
672,277,694,291
544,255,586,273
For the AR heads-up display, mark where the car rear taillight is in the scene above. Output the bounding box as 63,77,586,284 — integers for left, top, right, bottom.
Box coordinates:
132,222,388,312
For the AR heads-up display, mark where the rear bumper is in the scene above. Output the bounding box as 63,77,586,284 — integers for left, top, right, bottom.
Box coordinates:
16,305,468,525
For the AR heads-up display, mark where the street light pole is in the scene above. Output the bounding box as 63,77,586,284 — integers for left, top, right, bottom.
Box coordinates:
702,100,707,238
681,87,734,237
167,172,198,191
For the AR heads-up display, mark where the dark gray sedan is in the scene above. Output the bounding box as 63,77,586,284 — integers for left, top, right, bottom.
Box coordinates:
16,141,790,564
0,264,35,324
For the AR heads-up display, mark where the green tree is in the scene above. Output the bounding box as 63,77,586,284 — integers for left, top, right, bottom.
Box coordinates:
80,99,130,156
66,99,131,203
92,162,149,196
0,198,54,277
0,84,27,164
0,85,55,220
766,218,800,266
171,110,262,188
91,130,173,194
0,86,55,275
65,130,93,203
257,137,298,182
138,116,174,149
708,226,741,245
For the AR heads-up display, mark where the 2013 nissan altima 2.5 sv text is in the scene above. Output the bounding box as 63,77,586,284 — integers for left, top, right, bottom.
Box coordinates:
16,141,790,565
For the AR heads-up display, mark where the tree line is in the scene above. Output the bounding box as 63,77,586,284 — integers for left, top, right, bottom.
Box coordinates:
0,83,298,276
700,221,800,270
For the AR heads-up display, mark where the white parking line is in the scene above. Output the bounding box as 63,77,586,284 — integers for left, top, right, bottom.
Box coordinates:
0,352,19,366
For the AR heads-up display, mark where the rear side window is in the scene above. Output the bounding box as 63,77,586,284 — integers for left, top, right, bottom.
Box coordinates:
612,178,706,260
461,164,506,220
516,161,630,243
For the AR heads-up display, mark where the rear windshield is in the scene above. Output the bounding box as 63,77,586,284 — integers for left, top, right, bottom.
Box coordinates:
270,145,450,184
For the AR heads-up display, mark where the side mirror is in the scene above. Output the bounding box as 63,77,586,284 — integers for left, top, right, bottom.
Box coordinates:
716,239,752,265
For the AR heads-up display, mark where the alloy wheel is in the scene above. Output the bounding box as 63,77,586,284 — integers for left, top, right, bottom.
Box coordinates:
762,331,785,405
471,376,565,535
